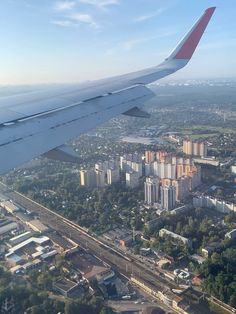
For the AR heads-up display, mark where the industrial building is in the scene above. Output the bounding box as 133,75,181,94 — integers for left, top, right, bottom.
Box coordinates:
0,201,19,214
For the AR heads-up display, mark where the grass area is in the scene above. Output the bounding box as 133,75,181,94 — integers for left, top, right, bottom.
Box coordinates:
189,133,218,140
178,125,236,140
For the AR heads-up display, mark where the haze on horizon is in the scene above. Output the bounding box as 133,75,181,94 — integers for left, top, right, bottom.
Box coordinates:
0,0,235,85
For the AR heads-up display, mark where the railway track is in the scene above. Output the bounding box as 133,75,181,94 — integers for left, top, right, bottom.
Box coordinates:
0,182,177,292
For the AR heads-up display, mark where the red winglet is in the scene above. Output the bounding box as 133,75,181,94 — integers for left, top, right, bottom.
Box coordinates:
174,7,216,60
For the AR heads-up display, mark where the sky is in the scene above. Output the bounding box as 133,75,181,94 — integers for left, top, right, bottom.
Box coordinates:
0,0,235,84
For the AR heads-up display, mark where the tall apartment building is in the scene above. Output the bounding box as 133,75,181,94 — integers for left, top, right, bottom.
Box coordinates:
183,140,207,157
172,176,190,201
95,169,106,188
153,162,176,180
120,155,143,178
145,151,156,163
144,177,160,205
188,166,201,190
107,168,120,185
131,162,143,178
156,151,172,163
160,185,176,210
144,163,153,176
80,170,96,188
126,172,139,189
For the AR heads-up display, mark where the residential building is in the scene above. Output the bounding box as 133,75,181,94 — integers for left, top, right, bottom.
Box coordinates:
172,176,190,201
95,169,105,188
132,161,143,177
145,151,156,163
144,163,152,176
183,140,207,157
107,168,120,185
126,172,139,188
159,228,192,247
144,177,160,205
160,185,176,210
80,170,96,188
193,196,236,213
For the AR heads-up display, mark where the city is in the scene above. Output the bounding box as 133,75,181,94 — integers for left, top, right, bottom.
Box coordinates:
0,80,235,313
0,1,235,314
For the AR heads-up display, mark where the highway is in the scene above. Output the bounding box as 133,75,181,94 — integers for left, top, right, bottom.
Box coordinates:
0,182,178,299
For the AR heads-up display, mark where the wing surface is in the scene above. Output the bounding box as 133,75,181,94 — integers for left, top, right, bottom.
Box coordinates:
0,7,215,174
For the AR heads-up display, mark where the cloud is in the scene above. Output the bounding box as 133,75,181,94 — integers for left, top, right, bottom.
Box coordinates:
51,20,73,27
54,1,77,11
69,12,99,28
78,0,119,8
52,0,117,30
106,31,175,55
135,8,166,22
123,32,174,51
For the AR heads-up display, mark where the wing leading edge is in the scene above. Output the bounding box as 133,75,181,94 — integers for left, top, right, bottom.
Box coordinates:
0,7,215,174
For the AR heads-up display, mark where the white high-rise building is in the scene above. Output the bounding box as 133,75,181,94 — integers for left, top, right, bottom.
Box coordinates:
80,170,96,188
107,168,120,185
95,161,109,172
165,163,176,180
145,163,152,176
160,185,176,210
131,161,143,178
95,169,105,187
159,162,165,179
126,172,139,189
153,161,159,176
144,177,160,205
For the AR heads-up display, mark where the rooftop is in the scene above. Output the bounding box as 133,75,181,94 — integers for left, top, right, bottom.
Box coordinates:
54,278,77,292
6,236,50,255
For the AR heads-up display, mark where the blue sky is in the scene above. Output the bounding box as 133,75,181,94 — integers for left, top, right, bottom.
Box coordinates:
0,0,235,84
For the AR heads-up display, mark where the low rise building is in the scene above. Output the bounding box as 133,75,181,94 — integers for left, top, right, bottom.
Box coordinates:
6,236,51,256
9,231,33,246
6,253,23,267
53,278,84,298
225,229,236,240
170,205,189,215
96,269,115,284
0,201,19,214
201,242,222,258
0,222,18,236
159,228,192,248
193,196,236,213
26,219,48,233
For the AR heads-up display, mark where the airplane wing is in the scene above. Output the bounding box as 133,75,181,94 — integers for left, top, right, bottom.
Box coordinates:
0,7,215,174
